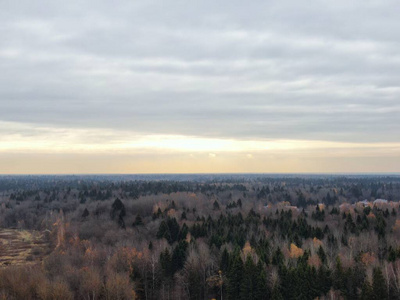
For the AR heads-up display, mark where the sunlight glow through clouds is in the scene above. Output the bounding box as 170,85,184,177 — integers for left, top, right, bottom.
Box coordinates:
1,121,400,158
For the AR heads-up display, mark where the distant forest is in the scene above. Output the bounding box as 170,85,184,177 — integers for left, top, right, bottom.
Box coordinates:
1,174,400,299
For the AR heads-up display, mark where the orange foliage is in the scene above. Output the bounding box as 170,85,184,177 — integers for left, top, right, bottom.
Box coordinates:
308,254,322,268
339,203,351,212
85,246,98,265
392,219,400,232
242,241,253,257
153,201,167,213
186,232,192,243
68,234,81,247
348,237,357,248
313,237,323,248
278,201,291,207
80,239,91,250
361,252,376,266
289,243,304,258
338,252,354,268
105,272,136,300
108,247,143,275
167,208,176,217
53,211,67,248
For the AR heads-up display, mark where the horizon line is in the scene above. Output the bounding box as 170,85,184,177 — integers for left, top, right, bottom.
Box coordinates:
1,172,399,176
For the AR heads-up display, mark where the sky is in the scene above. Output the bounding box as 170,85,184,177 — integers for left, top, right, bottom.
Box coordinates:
1,0,400,174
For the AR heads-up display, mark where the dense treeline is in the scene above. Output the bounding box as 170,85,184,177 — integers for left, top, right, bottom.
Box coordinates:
1,175,400,299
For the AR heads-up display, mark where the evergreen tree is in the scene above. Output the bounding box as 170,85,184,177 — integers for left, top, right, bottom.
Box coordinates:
272,247,284,266
172,240,188,273
82,208,89,218
220,248,230,272
160,248,173,278
317,266,332,296
240,256,257,300
271,285,284,300
372,267,387,300
317,245,327,264
227,252,243,300
111,198,126,219
156,217,180,244
181,211,187,220
133,214,143,226
361,280,373,300
255,260,269,300
237,198,242,208
213,200,220,210
118,212,126,229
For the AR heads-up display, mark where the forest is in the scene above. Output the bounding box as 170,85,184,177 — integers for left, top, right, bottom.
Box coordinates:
1,174,400,300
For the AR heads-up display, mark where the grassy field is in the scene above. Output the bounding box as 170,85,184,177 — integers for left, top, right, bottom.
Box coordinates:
0,229,50,267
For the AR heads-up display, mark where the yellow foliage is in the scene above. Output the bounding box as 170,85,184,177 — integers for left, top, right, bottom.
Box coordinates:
289,243,304,258
243,241,253,257
186,232,192,243
278,201,291,207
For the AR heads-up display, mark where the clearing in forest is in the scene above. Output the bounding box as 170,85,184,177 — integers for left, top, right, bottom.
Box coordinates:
0,229,50,267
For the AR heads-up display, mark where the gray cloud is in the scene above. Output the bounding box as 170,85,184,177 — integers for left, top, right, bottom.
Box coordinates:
1,0,400,143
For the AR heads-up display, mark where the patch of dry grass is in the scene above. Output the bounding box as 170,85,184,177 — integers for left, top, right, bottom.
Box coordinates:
0,229,49,267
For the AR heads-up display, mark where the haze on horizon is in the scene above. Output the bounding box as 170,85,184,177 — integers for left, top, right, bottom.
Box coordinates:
1,0,400,174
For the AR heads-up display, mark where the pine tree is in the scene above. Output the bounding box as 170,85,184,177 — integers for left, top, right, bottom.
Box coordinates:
255,260,269,300
317,266,332,296
111,198,125,219
240,256,257,300
82,208,89,218
227,252,243,300
271,285,283,300
118,212,126,229
272,247,284,266
213,200,220,210
361,280,373,300
133,214,143,226
181,211,187,220
372,267,387,300
237,198,242,208
157,221,170,241
160,248,173,278
171,240,188,273
220,248,230,272
156,217,180,244
333,257,345,292
317,245,327,264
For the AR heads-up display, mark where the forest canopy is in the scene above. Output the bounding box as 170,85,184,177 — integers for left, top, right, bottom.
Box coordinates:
1,174,400,299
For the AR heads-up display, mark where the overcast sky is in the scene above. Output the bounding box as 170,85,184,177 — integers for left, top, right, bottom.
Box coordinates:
1,0,399,173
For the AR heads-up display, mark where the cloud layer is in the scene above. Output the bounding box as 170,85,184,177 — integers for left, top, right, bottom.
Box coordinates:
1,0,400,173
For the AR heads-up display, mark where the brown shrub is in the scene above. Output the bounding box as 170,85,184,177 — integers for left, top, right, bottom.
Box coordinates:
104,272,136,300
